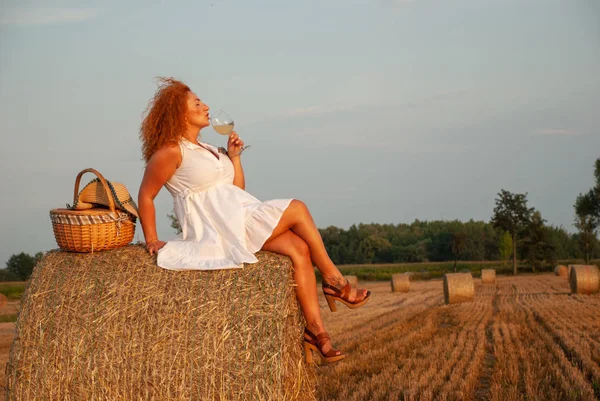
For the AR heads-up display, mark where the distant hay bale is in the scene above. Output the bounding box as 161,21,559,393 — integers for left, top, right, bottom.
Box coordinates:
0,294,7,308
443,273,474,305
569,265,600,295
344,275,358,288
554,265,568,278
419,269,431,280
391,273,410,293
481,269,496,284
6,245,316,401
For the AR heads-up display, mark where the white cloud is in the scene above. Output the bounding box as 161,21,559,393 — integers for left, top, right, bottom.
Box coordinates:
0,8,98,25
532,128,581,136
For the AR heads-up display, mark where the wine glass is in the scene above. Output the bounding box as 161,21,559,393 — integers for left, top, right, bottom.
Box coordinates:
210,109,250,154
210,109,235,135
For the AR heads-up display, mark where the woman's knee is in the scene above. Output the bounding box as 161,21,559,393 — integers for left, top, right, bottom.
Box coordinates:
290,234,311,260
290,199,311,220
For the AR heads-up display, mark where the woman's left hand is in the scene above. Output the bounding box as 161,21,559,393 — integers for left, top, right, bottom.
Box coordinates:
227,131,244,159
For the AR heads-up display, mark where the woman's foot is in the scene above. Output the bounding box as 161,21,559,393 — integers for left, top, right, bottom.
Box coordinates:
303,328,345,364
322,276,371,312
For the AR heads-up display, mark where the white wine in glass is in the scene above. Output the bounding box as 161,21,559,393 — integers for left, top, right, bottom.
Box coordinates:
210,109,234,135
210,108,250,155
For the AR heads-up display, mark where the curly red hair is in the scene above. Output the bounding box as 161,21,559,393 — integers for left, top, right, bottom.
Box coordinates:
140,77,191,162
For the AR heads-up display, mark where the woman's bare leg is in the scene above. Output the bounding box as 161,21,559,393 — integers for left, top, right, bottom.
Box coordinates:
265,200,368,302
261,230,340,355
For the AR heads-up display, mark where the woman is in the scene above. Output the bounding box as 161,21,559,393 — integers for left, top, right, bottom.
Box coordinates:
138,77,371,364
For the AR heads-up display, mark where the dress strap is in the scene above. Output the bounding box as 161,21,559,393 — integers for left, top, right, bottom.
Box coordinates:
178,141,187,158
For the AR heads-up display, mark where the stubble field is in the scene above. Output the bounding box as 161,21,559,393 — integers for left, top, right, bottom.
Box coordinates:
317,273,600,401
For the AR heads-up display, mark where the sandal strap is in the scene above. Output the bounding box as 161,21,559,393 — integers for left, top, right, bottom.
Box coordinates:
340,281,352,299
323,348,342,358
323,279,353,299
316,333,341,357
305,329,341,357
304,327,316,340
322,281,342,294
316,333,331,348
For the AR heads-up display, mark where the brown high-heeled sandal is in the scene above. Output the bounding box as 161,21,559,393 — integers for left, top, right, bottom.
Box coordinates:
303,328,345,364
322,279,371,312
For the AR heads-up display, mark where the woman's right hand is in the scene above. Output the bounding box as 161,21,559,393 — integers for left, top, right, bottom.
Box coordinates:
146,240,167,255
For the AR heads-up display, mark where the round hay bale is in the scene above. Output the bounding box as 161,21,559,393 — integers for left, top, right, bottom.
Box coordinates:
391,273,410,293
443,273,474,305
7,245,315,400
554,265,568,278
0,294,7,309
481,269,496,284
569,265,600,295
344,275,358,288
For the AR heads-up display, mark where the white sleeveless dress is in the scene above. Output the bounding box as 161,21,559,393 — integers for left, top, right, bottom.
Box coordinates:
156,139,294,271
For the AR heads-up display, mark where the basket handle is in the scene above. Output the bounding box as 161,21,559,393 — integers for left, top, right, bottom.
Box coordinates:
73,168,116,213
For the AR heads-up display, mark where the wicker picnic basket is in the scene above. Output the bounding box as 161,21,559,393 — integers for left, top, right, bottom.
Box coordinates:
50,168,137,252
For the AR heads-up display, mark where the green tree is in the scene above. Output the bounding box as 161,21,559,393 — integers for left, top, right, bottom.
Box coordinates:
450,230,467,272
546,225,579,260
168,210,182,235
498,231,513,267
574,191,599,263
355,235,392,264
491,190,534,275
520,211,555,272
6,252,37,280
573,158,600,263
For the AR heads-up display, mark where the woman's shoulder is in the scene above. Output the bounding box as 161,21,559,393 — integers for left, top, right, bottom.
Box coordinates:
149,142,182,165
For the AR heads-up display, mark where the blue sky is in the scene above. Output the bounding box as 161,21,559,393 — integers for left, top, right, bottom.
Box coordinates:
0,0,599,266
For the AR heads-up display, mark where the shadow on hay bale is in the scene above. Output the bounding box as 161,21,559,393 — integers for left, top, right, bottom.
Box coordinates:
6,245,316,401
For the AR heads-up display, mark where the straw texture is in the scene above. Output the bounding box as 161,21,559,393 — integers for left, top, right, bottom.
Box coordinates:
391,273,410,293
569,265,600,295
554,265,568,278
480,269,496,284
6,245,316,401
443,273,474,305
344,275,358,288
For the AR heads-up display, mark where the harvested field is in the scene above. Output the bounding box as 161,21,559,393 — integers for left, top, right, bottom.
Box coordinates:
1,274,599,400
0,298,19,399
317,274,600,401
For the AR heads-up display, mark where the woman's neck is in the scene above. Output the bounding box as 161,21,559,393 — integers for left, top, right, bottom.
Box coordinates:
183,126,202,145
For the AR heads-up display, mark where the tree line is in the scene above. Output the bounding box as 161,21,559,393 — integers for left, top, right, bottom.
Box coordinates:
320,158,600,273
1,252,43,281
